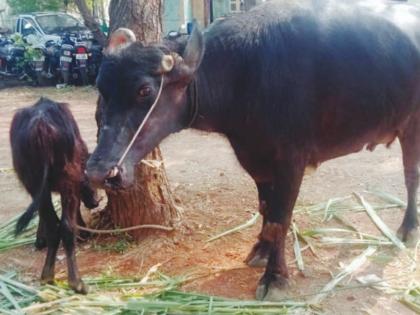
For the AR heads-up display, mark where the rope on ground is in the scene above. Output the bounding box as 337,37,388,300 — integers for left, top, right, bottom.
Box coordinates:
76,224,174,234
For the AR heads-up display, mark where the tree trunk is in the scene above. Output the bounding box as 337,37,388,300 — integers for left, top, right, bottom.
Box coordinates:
74,0,107,46
103,0,178,240
109,0,162,43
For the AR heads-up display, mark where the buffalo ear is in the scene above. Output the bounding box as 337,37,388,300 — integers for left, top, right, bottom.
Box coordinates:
106,28,137,54
182,25,204,73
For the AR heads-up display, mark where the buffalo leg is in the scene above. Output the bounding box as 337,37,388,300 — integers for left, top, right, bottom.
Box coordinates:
255,159,305,301
227,140,273,268
246,182,272,267
60,187,88,294
398,117,420,245
39,193,60,284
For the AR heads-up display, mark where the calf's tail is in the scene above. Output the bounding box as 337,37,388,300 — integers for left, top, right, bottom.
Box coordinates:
15,163,49,235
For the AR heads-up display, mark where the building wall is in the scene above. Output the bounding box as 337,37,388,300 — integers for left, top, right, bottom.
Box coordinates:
163,0,183,33
213,0,231,19
192,0,205,26
0,0,12,29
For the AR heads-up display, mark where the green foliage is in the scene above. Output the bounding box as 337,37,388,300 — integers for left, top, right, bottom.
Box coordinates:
6,0,65,14
9,33,43,73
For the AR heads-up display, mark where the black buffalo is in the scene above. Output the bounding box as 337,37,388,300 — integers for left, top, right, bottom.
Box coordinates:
10,98,98,294
87,0,420,300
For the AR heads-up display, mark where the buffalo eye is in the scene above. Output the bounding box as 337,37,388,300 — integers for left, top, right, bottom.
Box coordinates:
138,86,152,98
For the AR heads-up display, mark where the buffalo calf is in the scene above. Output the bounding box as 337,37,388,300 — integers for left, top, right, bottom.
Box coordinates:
10,97,98,293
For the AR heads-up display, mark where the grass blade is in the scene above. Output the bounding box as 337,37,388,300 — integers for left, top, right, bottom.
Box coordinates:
365,190,406,208
0,168,13,174
0,281,21,311
354,193,405,250
400,286,420,314
0,275,38,295
332,213,359,232
309,246,377,305
322,197,342,221
292,223,305,272
319,237,392,246
311,227,390,241
206,212,260,242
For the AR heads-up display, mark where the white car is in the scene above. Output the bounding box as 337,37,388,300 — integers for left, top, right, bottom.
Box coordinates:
13,12,93,46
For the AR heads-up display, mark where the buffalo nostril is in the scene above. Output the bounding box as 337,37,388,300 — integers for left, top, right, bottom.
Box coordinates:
105,166,123,189
107,166,119,179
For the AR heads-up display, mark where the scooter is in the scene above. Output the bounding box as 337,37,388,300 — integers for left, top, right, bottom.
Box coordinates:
74,41,89,85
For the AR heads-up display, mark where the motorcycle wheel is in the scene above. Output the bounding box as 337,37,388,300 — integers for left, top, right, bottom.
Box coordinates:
80,67,89,86
62,70,70,85
36,71,47,86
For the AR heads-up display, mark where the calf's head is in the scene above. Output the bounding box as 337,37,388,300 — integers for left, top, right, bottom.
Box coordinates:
87,27,204,189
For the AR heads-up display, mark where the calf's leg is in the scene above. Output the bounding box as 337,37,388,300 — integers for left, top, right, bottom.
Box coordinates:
35,217,47,250
255,159,305,301
39,193,60,284
76,176,99,241
60,186,88,294
398,116,420,245
80,176,99,209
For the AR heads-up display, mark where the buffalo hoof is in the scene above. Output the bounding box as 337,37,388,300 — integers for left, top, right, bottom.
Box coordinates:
245,240,270,268
397,225,419,248
255,273,289,301
70,280,89,294
34,237,47,250
40,274,55,285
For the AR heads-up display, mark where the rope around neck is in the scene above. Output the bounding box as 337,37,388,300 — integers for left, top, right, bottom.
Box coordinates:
114,75,165,170
110,75,199,177
187,78,199,128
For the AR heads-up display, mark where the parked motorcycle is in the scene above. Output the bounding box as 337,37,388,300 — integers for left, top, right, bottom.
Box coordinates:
43,39,61,82
0,31,102,86
30,45,47,85
0,39,25,77
88,42,102,82
0,37,47,85
59,39,74,85
59,32,99,86
74,40,89,85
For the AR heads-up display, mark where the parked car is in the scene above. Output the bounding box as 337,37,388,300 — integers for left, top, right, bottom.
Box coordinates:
0,12,103,86
13,12,94,46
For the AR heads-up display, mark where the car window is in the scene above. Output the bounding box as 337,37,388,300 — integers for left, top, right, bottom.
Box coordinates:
36,14,87,35
21,19,37,37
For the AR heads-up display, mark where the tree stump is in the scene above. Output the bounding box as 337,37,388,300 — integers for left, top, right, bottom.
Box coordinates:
99,0,178,240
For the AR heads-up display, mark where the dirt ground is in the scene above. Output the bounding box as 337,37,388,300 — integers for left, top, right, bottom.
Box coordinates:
0,86,418,314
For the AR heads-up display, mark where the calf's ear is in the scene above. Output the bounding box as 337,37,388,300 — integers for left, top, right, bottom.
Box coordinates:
106,28,137,54
183,25,205,73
